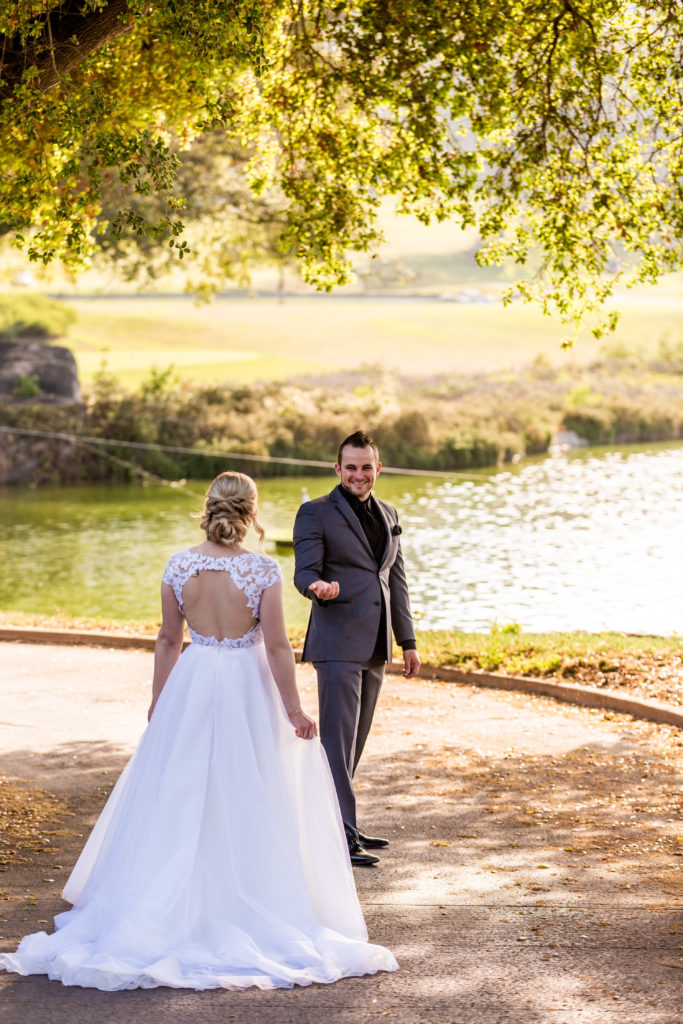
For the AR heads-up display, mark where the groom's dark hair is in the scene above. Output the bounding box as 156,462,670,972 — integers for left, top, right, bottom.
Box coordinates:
337,430,380,466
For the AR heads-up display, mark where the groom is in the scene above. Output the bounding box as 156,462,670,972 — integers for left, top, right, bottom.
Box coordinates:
293,430,420,866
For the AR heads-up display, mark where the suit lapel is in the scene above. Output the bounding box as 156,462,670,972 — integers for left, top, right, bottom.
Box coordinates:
375,498,395,571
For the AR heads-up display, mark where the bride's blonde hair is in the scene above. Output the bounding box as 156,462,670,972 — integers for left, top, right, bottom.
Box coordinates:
200,472,265,550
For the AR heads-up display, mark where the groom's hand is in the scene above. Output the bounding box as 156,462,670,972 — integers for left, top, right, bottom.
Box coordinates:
308,579,340,601
402,649,421,679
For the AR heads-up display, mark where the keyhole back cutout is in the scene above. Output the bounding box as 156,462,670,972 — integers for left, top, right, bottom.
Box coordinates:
181,568,258,643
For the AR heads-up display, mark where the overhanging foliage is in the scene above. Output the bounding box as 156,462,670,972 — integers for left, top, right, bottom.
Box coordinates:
2,1,683,334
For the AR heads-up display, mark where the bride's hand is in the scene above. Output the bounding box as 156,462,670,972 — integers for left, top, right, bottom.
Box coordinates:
288,708,318,739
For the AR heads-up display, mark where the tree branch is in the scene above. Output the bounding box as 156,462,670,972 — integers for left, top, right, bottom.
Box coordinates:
0,0,136,101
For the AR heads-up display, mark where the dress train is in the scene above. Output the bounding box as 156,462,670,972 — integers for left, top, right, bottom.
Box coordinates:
0,641,397,990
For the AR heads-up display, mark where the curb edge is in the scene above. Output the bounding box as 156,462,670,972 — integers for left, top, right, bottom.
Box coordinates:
1,627,681,730
386,661,683,730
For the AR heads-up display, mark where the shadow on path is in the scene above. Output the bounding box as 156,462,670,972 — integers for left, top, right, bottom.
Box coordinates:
1,724,682,1023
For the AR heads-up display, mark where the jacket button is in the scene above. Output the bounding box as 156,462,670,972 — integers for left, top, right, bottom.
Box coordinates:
374,600,380,606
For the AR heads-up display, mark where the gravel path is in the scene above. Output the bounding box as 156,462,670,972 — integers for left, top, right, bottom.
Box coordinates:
1,642,682,1024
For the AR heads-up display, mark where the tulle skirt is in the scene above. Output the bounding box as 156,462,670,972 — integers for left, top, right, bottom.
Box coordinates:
0,641,397,990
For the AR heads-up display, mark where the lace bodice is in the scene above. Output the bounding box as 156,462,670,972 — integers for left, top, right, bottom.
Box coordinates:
162,549,283,648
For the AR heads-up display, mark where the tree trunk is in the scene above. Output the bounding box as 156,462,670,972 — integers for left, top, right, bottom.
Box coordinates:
0,0,136,102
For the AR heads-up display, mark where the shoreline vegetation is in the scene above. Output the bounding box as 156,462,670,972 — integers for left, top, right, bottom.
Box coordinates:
1,612,681,709
5,339,683,484
3,299,682,714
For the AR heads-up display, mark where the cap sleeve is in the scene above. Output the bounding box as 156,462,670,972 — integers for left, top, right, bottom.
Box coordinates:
161,553,185,611
260,557,283,590
161,555,177,587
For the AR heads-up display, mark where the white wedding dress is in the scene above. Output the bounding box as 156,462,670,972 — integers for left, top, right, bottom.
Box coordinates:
0,550,397,991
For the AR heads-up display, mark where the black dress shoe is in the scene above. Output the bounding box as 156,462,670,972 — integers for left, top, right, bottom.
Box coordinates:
347,836,380,866
357,830,390,849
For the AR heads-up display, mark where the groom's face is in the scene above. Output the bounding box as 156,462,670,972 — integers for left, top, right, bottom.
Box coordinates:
335,445,381,502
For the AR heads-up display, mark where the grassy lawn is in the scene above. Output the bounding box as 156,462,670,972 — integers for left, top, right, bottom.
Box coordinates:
414,626,683,709
59,287,683,389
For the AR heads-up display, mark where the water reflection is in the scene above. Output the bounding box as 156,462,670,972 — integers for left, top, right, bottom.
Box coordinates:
400,446,683,633
1,445,681,634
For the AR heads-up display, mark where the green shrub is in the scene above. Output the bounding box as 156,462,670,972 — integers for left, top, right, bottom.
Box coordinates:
565,383,594,408
437,429,504,468
6,356,683,484
562,407,614,444
563,393,683,445
378,411,435,468
654,334,683,374
12,373,42,398
523,422,553,454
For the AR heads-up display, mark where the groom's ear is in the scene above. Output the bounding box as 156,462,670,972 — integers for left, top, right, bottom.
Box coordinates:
375,461,382,477
334,463,341,478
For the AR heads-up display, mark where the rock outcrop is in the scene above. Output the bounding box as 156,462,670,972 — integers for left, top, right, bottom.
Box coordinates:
0,338,81,401
0,424,88,485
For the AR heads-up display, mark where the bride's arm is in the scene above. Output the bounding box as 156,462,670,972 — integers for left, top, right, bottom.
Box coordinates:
260,581,317,740
148,583,185,721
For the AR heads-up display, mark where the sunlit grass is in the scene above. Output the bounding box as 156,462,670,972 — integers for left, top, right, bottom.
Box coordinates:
57,289,683,389
414,626,683,674
75,348,330,387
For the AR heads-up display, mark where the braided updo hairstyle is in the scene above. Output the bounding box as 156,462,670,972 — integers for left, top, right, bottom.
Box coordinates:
200,472,266,549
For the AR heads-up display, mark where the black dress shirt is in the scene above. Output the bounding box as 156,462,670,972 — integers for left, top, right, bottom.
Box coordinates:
338,485,416,653
338,486,385,564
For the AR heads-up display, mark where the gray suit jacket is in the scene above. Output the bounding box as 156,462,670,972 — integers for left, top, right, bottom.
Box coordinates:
293,485,415,663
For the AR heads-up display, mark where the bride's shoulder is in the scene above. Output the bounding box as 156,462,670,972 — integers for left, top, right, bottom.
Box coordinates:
249,552,282,582
161,548,192,576
250,551,281,569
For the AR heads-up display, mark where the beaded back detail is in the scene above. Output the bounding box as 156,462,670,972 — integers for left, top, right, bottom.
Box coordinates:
162,550,282,648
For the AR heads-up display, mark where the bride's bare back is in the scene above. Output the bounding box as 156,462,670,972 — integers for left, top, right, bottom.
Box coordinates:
153,539,316,738
149,474,316,740
181,565,258,641
161,542,282,644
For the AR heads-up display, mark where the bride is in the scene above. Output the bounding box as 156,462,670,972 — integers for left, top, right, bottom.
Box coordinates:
0,471,398,991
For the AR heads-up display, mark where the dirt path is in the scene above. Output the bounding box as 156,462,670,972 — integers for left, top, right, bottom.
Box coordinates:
1,642,682,1023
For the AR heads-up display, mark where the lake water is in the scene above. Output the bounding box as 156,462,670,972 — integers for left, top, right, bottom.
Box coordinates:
1,443,682,635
